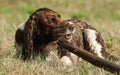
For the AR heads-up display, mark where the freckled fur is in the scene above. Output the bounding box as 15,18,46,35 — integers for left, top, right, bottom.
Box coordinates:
58,19,119,66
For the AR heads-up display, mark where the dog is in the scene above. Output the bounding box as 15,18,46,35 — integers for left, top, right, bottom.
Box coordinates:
57,19,119,66
15,8,74,60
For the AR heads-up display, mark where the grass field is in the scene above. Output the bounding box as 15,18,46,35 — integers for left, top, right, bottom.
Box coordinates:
0,0,120,75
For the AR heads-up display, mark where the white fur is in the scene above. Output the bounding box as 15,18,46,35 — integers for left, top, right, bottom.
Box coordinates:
67,37,72,42
70,53,78,65
61,56,73,66
68,22,74,25
18,23,25,31
84,29,104,59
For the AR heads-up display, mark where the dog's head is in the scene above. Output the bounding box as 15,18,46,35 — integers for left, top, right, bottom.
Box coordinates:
55,21,76,42
33,8,64,29
24,8,76,43
31,8,69,42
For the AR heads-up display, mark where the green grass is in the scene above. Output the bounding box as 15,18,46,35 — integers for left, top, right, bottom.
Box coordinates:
71,11,89,20
0,0,120,75
0,6,10,13
18,6,34,15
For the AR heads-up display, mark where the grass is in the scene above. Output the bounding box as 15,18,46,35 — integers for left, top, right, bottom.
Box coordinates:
0,0,120,75
71,11,89,20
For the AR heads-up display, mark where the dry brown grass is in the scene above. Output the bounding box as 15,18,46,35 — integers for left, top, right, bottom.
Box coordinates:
0,0,120,75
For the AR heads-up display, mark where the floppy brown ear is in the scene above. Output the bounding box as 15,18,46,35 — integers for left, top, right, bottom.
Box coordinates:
21,18,35,60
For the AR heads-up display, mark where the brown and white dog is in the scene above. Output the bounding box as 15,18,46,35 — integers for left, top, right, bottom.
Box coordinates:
15,8,118,68
15,8,74,60
57,19,118,67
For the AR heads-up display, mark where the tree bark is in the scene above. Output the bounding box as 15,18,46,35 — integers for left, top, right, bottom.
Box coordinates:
57,39,120,74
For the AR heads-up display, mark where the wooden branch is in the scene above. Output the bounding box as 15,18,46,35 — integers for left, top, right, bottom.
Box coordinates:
57,39,120,74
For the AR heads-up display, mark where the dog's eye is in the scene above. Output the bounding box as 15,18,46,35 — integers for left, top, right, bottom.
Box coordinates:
51,18,57,22
58,15,61,18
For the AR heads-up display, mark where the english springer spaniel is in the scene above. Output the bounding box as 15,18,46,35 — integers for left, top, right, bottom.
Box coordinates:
15,8,74,60
57,19,119,66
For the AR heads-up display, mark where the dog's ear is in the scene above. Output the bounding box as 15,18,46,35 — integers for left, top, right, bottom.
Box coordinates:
21,18,35,60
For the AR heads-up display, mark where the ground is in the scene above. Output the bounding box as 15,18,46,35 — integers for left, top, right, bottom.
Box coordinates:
0,0,120,75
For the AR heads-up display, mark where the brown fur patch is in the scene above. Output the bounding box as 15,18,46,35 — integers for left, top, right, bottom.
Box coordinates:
15,8,67,60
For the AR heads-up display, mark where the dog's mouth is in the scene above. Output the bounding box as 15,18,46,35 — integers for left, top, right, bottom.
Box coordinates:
63,34,72,40
57,29,75,40
56,22,75,40
58,33,72,40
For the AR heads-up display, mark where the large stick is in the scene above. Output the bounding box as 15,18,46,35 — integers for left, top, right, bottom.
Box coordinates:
57,39,120,74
